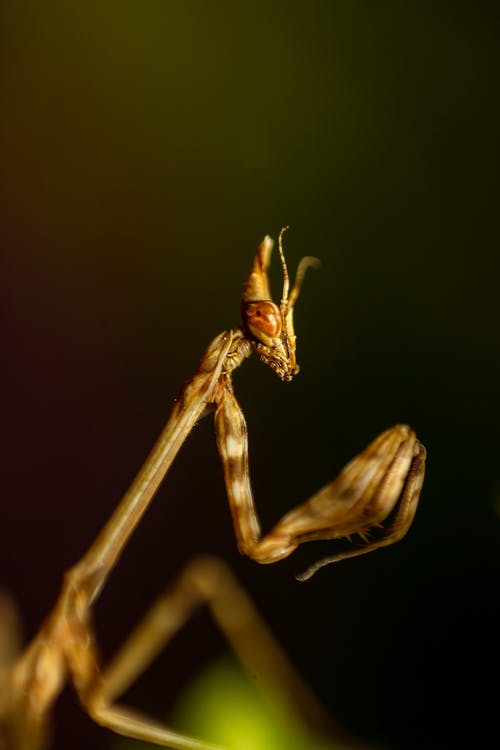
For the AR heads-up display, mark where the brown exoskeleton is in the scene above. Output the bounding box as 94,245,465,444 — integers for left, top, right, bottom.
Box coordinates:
0,229,426,750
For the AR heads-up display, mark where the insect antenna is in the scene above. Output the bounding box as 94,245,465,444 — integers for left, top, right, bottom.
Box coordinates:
277,226,320,313
278,225,291,305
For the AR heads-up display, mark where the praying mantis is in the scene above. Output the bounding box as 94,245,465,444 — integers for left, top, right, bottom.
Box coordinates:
0,229,426,750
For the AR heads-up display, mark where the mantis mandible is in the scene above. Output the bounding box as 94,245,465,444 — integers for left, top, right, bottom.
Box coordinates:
0,229,426,750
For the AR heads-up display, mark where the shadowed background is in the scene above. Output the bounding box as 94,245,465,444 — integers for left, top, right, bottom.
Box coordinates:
1,2,499,748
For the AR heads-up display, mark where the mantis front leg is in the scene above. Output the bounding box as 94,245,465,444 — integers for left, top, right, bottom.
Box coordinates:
215,385,426,579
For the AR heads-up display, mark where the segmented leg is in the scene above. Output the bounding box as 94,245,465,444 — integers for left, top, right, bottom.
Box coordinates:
215,386,426,578
11,558,333,750
97,557,333,739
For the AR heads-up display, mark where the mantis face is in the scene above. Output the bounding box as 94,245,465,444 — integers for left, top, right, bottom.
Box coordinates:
241,228,319,381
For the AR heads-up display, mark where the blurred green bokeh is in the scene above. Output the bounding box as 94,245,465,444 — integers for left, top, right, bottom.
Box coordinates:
115,656,347,750
1,2,498,749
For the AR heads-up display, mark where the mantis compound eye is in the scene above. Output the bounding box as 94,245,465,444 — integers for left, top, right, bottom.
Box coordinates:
242,300,282,341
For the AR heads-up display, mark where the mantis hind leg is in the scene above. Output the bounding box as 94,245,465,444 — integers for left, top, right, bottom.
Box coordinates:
83,556,334,749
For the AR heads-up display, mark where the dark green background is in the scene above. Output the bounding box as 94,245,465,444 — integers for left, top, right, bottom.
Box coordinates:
1,2,498,748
